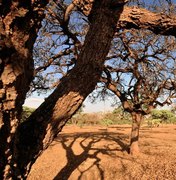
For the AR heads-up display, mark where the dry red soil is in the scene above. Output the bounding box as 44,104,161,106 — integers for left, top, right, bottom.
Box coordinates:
28,125,176,180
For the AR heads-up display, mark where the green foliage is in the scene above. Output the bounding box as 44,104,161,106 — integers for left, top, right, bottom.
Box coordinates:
151,109,176,123
146,118,161,128
68,106,133,127
113,107,131,120
161,110,174,120
68,113,101,126
100,118,114,126
151,110,162,119
112,107,123,114
68,110,131,126
169,116,176,124
106,107,131,124
171,105,176,114
21,106,35,122
102,112,131,125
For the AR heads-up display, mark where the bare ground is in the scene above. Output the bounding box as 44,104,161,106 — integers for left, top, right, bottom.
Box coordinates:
28,124,176,180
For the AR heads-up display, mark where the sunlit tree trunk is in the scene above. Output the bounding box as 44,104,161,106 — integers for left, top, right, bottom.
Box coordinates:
0,1,49,179
130,112,143,155
0,51,33,179
13,0,126,178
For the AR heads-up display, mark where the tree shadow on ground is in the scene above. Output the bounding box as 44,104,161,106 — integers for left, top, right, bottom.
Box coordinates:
53,131,129,180
108,126,131,131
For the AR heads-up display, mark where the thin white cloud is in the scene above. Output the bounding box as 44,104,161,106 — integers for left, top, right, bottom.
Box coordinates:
24,95,116,112
24,97,44,108
83,99,114,113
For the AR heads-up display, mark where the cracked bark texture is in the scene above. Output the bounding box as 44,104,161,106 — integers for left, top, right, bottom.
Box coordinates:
0,1,49,179
118,6,176,37
130,112,143,155
72,0,176,37
13,0,125,178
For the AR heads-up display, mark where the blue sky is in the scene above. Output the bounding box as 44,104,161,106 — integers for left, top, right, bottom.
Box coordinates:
26,0,176,112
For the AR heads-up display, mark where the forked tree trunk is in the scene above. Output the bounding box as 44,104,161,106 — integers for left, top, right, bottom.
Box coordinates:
13,0,126,178
130,112,143,155
0,1,49,179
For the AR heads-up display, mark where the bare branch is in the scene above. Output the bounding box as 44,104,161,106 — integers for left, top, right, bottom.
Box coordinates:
64,3,76,25
34,48,74,75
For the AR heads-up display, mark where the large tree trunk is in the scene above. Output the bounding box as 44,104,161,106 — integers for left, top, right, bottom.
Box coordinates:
0,48,33,180
13,0,126,178
0,1,49,179
130,112,143,155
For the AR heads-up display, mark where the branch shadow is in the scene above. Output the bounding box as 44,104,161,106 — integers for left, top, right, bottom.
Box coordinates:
53,131,129,180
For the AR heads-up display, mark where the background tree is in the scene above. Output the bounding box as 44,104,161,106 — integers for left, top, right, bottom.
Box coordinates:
98,29,176,154
151,109,176,123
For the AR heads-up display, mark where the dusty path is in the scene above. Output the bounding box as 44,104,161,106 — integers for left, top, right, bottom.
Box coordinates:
28,125,176,180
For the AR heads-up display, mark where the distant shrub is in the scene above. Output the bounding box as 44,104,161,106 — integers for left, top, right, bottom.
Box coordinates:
68,107,132,127
151,110,163,119
102,109,131,125
68,113,102,126
115,119,131,125
101,118,114,126
146,118,161,128
151,109,175,124
168,116,176,124
21,106,35,122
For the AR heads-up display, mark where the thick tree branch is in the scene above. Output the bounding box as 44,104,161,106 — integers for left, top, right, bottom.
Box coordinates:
118,6,176,37
100,76,133,113
13,0,125,177
72,0,176,37
34,48,74,75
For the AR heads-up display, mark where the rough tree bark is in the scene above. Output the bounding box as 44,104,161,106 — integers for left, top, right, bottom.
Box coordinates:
0,1,49,179
13,0,126,178
1,0,176,179
130,112,143,155
119,6,176,37
102,80,144,155
72,0,176,37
